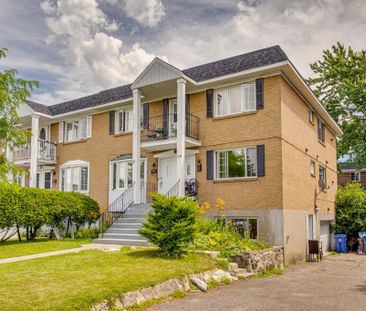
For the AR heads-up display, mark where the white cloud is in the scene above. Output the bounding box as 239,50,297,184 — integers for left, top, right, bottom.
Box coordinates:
38,0,165,103
123,0,165,27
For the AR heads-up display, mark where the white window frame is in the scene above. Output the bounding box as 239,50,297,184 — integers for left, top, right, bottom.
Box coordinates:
214,146,257,180
317,118,325,143
351,172,361,182
115,107,133,134
60,161,90,194
214,82,256,117
63,116,91,142
110,159,146,191
36,170,52,190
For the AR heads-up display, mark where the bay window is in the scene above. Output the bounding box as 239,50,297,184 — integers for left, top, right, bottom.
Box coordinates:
60,163,89,193
215,82,255,117
111,159,145,191
215,146,257,179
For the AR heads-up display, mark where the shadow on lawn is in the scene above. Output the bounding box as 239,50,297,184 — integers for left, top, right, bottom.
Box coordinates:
126,249,186,260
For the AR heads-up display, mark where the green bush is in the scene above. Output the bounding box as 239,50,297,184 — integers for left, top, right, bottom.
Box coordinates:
334,183,366,236
190,218,268,259
139,194,199,257
74,228,101,239
0,182,100,242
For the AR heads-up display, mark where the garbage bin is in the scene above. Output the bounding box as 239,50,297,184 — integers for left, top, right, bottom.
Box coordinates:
335,234,348,253
358,231,366,238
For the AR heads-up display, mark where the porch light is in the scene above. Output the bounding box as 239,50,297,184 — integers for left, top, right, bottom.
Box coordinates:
197,159,202,172
151,162,157,174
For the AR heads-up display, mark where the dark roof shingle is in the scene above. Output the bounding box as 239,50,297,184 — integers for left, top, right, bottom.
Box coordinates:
29,46,288,116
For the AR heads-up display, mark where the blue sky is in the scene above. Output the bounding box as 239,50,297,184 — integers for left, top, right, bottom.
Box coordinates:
1,0,366,105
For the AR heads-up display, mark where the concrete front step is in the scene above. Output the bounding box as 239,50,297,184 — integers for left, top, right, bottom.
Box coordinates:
110,223,143,229
93,238,150,246
115,218,145,224
123,213,150,218
103,233,148,241
107,228,140,234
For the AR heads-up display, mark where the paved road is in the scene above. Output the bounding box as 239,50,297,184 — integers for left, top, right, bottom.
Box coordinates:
151,254,366,311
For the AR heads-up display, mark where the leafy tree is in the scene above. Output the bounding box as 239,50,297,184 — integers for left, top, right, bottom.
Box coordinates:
334,183,366,236
308,43,366,165
0,48,39,181
139,194,199,257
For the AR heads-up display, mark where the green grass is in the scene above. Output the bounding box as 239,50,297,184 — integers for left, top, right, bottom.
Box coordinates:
251,267,283,279
0,238,91,259
0,248,217,311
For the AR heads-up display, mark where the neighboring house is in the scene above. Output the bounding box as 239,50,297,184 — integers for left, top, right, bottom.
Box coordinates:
3,46,342,263
338,164,366,188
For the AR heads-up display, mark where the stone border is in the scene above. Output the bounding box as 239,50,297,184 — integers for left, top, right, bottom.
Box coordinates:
91,269,234,311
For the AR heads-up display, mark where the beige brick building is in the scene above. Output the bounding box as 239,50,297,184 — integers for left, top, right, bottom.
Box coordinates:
7,46,341,263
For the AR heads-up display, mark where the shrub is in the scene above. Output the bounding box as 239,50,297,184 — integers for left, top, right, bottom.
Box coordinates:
334,183,366,236
139,194,199,257
0,182,100,242
190,218,268,259
74,228,101,239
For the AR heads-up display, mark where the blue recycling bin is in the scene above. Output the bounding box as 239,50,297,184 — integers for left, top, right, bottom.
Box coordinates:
335,234,348,253
358,231,366,238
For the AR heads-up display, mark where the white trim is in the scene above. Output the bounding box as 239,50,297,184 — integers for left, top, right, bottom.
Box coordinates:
59,161,90,194
60,160,89,167
153,149,199,159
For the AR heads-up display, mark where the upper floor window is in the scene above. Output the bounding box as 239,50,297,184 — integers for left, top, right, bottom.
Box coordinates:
317,118,325,143
116,108,133,134
215,83,255,117
310,160,315,176
60,161,89,193
64,117,92,142
319,165,326,190
215,146,257,179
308,109,315,124
351,172,361,182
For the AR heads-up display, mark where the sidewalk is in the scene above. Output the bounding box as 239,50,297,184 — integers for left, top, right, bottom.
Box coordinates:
0,243,122,264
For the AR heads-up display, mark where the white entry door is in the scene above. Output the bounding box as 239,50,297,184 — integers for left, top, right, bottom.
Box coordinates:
159,157,176,194
158,155,195,194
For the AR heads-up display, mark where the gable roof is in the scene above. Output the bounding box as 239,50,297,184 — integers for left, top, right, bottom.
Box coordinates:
28,45,288,117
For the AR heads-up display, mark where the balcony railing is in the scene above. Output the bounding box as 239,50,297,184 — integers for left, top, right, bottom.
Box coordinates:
141,112,200,142
13,139,57,163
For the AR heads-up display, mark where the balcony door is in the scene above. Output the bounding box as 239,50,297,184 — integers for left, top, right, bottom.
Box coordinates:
169,99,177,137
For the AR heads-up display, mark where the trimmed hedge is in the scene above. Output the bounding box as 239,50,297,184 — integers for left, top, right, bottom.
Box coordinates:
0,182,99,242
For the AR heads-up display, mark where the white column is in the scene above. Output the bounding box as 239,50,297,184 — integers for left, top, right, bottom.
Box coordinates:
132,88,141,203
5,144,14,181
176,78,186,197
29,114,40,187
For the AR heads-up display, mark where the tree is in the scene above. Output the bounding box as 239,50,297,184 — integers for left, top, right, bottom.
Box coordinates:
0,48,39,181
308,43,366,165
334,183,366,236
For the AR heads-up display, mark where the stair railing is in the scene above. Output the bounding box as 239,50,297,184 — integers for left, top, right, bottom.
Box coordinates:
98,183,134,237
166,180,180,197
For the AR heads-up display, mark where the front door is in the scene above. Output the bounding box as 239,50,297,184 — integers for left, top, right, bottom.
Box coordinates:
158,155,195,194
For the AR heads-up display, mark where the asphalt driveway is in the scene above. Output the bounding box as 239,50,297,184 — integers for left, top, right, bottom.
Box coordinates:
151,253,366,311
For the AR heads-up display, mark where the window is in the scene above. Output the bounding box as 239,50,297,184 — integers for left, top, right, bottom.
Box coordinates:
64,117,91,142
215,147,257,179
116,108,133,133
215,83,255,117
351,172,361,182
310,160,315,176
308,109,315,124
36,173,40,188
44,172,51,189
319,165,326,190
225,218,258,240
60,164,89,193
317,118,325,143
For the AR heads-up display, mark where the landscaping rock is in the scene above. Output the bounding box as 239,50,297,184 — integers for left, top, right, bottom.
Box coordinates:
122,290,146,307
151,279,183,299
91,299,109,311
211,269,233,283
114,298,124,310
140,286,154,301
180,276,191,291
233,247,284,274
228,262,239,271
190,277,208,292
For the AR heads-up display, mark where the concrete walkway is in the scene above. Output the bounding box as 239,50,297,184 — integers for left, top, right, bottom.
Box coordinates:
151,253,366,311
0,243,122,264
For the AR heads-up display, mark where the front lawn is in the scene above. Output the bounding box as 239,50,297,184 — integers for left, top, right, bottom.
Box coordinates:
0,238,90,259
0,248,218,311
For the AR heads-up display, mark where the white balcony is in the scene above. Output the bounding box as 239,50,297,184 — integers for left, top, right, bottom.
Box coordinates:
13,139,57,166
